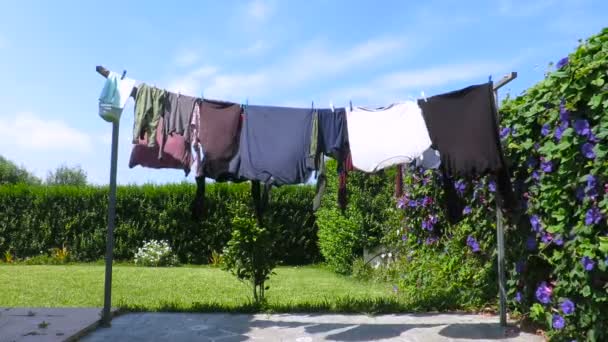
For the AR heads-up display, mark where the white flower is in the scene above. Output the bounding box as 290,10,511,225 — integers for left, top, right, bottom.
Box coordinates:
388,252,392,258
381,253,386,259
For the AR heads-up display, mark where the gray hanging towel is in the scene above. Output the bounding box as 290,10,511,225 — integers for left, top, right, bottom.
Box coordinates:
163,92,198,143
232,105,315,186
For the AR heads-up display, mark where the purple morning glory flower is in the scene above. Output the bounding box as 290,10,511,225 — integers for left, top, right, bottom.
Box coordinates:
559,100,570,122
582,143,596,159
560,299,575,315
541,232,553,244
515,292,522,303
402,234,408,242
541,124,550,136
541,160,554,173
516,260,525,273
422,177,430,185
555,122,568,141
552,314,565,330
575,187,585,202
422,220,432,231
588,132,599,143
397,197,407,209
488,180,496,192
587,174,597,188
574,119,590,137
530,215,542,233
585,207,603,226
535,281,552,304
463,206,472,215
532,171,541,181
500,127,511,140
554,235,564,246
466,235,480,253
526,236,537,251
581,256,595,271
425,236,438,245
556,57,569,69
454,180,466,196
422,196,433,207
408,199,419,208
429,215,438,225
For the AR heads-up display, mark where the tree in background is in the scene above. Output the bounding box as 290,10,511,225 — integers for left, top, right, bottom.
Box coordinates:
45,164,87,186
0,155,41,185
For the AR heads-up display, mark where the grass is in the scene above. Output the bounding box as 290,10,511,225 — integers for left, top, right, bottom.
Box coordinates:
0,264,408,314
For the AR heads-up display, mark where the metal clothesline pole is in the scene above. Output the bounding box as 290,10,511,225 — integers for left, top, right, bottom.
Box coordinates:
492,71,517,327
95,65,128,327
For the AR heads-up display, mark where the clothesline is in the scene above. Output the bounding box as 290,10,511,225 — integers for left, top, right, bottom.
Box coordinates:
95,65,518,328
95,65,515,110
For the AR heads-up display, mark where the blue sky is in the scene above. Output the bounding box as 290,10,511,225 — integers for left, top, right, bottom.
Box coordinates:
0,0,605,185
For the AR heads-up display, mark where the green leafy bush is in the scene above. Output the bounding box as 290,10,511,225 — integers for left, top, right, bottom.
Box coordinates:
222,202,278,303
0,182,319,265
134,240,179,267
498,29,608,341
316,159,401,274
388,28,608,341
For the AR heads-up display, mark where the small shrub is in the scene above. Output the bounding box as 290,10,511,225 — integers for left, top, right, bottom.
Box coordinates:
351,258,374,281
209,250,223,267
134,240,179,267
51,245,70,263
3,250,14,263
23,253,55,265
222,203,278,303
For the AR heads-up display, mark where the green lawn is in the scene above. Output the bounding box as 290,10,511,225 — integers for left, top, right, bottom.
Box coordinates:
0,264,404,313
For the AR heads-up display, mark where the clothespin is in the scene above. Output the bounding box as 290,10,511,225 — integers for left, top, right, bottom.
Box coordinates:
421,91,427,102
121,70,127,80
329,101,335,112
349,100,353,111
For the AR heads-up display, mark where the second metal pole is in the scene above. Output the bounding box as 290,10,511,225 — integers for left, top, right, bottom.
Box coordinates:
101,120,119,326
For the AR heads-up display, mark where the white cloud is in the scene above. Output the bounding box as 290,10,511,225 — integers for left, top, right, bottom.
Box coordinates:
328,61,513,103
0,112,93,153
166,66,218,95
246,0,275,22
174,50,200,67
167,36,410,101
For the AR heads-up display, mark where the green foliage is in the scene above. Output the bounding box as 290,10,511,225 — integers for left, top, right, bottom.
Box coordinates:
351,258,374,281
222,203,279,303
498,28,608,341
45,164,87,186
134,240,179,267
316,159,400,274
3,250,14,263
0,155,40,185
0,182,319,265
209,250,224,267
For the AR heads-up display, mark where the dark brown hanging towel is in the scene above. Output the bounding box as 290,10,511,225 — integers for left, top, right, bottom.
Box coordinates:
191,99,243,219
418,82,515,223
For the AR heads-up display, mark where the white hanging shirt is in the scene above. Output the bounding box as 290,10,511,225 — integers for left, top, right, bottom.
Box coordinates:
346,101,433,173
98,71,136,123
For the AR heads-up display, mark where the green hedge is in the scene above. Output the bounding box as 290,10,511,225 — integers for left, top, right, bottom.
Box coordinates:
0,182,320,265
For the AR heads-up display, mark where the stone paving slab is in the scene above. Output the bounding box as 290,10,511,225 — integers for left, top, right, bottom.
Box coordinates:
80,313,545,342
0,307,117,342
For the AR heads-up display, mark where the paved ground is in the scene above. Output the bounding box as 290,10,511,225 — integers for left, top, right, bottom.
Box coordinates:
0,307,115,342
81,312,544,342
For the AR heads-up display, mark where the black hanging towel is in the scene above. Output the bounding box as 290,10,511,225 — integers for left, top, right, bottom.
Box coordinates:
418,82,515,223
